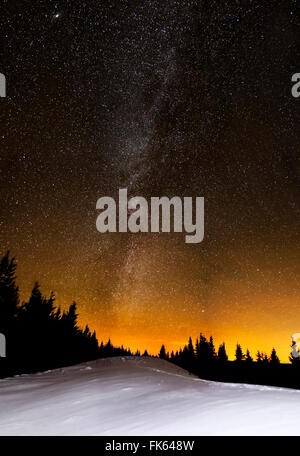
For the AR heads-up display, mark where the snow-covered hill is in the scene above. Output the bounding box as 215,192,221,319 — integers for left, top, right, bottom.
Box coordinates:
0,356,300,436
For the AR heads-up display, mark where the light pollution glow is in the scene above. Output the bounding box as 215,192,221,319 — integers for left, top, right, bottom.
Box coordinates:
12,228,299,363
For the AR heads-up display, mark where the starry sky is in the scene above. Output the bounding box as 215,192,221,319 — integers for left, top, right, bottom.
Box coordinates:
0,0,299,361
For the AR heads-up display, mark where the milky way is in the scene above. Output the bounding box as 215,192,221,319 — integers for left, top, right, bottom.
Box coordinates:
0,1,299,360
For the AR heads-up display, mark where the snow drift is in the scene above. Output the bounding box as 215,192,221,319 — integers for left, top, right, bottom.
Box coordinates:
0,356,300,436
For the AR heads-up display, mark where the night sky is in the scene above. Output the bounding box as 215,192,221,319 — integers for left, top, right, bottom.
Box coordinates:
0,0,299,360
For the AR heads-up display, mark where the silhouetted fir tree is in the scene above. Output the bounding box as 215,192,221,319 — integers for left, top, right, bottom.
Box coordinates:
0,252,20,375
218,342,228,363
261,352,269,366
198,333,209,364
58,301,81,364
175,347,182,364
187,337,194,355
181,345,189,366
104,338,113,357
90,331,99,353
16,282,57,369
256,351,262,365
208,336,217,362
186,337,195,367
0,252,19,335
159,344,167,359
78,326,99,360
195,338,199,359
142,350,149,357
269,348,280,366
245,349,253,366
235,344,244,364
58,300,98,365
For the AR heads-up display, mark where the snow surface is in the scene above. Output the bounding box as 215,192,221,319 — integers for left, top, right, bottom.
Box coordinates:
0,356,300,436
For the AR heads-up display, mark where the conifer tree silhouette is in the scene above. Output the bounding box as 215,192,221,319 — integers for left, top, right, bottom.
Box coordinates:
159,344,167,359
269,348,280,366
186,337,195,367
245,349,253,366
235,344,244,364
218,342,228,363
256,351,261,363
261,352,269,366
208,336,217,362
0,252,19,334
198,333,209,363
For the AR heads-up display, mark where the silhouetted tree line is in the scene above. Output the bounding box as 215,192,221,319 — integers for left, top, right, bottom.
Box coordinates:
0,252,131,378
124,336,299,389
158,335,300,389
1,252,299,390
159,335,280,368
